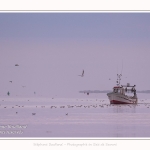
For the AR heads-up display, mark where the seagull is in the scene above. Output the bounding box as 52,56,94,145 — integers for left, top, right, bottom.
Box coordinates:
7,91,10,96
78,70,84,77
15,64,19,66
9,81,12,83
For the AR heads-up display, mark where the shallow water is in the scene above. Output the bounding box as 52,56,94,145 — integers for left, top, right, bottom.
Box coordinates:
0,94,150,138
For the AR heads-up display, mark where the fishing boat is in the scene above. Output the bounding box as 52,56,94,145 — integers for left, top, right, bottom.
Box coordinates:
107,74,138,104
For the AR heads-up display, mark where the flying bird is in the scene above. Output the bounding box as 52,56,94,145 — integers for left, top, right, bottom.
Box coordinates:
7,91,10,96
78,70,84,77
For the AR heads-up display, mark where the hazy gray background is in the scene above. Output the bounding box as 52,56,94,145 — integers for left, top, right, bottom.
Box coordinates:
0,13,150,97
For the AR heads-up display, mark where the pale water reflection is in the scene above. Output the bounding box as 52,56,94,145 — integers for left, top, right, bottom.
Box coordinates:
0,96,150,137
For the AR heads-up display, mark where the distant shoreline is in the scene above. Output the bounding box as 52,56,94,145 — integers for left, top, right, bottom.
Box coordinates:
79,90,150,94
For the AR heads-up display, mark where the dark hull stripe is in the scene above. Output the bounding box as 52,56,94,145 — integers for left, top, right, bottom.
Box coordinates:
110,100,136,104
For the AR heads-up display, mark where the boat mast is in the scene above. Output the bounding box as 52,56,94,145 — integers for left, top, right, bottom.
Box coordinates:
116,74,122,86
116,61,123,87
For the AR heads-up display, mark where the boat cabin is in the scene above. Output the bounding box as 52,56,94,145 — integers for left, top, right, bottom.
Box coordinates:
113,86,125,95
113,83,136,96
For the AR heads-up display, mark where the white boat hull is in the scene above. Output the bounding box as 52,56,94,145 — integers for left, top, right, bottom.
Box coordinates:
107,92,137,104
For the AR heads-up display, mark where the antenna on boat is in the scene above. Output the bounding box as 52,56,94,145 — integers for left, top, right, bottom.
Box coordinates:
116,60,123,86
116,74,122,86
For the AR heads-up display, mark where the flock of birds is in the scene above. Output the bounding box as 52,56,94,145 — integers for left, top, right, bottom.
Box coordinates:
1,98,150,118
3,66,150,115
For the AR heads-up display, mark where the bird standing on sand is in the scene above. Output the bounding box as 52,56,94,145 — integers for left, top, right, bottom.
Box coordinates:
78,70,84,77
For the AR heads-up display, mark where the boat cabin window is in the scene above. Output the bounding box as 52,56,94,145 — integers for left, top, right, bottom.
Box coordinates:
114,88,119,93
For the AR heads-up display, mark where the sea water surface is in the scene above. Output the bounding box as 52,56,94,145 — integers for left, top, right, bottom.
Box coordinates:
0,93,150,138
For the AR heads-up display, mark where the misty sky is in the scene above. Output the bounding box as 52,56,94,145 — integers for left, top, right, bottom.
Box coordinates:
0,13,150,97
